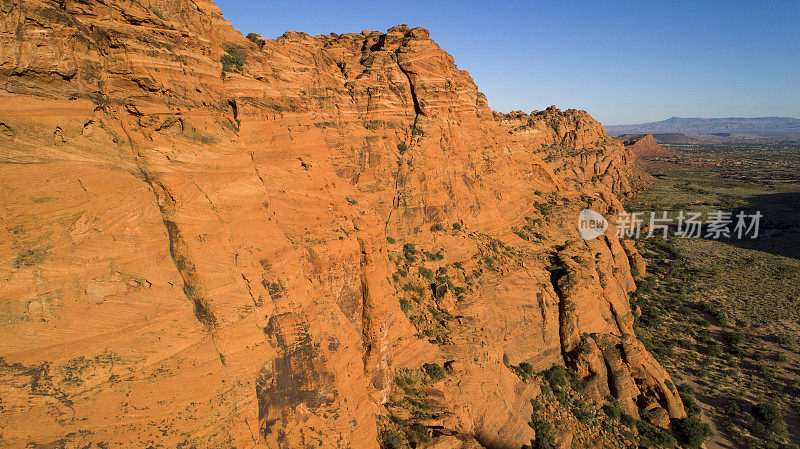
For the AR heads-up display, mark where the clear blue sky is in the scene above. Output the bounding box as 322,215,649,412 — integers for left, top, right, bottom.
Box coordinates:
214,0,800,125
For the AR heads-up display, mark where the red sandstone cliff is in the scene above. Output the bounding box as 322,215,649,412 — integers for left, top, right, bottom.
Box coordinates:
0,1,676,447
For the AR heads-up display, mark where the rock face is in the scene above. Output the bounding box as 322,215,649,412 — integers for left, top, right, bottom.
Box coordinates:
0,1,677,448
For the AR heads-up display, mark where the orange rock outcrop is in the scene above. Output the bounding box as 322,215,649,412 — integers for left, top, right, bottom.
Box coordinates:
0,1,678,447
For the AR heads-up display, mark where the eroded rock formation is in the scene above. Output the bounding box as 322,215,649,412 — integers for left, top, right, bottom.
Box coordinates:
0,0,678,447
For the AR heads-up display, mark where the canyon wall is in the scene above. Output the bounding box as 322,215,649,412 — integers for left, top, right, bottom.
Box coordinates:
0,0,678,447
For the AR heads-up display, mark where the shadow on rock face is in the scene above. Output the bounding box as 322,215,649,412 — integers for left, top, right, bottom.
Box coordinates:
256,312,331,436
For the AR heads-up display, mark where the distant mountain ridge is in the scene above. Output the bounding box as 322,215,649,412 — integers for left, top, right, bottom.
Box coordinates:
606,116,800,135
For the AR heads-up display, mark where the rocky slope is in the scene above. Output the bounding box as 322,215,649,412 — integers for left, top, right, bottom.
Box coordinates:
0,0,679,447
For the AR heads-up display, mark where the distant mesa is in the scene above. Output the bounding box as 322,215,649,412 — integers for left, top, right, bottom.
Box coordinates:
606,116,800,136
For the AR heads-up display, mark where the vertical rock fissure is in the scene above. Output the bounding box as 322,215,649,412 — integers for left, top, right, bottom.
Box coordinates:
394,48,422,126
115,113,217,329
357,238,375,371
547,251,572,363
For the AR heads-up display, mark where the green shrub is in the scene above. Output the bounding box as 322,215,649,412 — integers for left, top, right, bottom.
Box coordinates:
418,267,434,280
553,388,570,407
430,223,443,232
529,418,555,448
13,247,47,268
542,365,567,388
221,46,244,72
452,222,462,231
403,243,418,261
402,282,423,294
572,399,594,424
678,383,702,417
637,420,676,448
602,403,621,421
397,142,408,154
750,402,787,437
379,429,404,449
528,401,555,449
422,363,444,380
151,8,165,20
672,417,712,449
620,413,636,428
722,330,743,355
386,236,396,244
567,369,586,393
722,398,742,416
404,422,430,445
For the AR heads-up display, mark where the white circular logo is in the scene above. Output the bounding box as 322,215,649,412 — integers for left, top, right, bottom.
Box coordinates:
577,208,608,240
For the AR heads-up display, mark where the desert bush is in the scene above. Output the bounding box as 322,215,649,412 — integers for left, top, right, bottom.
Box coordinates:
518,362,534,378
602,403,621,421
637,420,676,448
722,398,742,416
221,46,244,72
571,399,594,424
404,422,430,445
430,223,443,232
541,365,567,388
750,402,787,438
672,417,712,448
620,413,636,428
699,301,729,325
722,330,744,355
379,429,404,449
418,267,434,280
553,388,571,407
567,369,586,393
402,282,423,294
14,248,47,268
528,400,555,449
397,142,408,154
422,363,444,380
678,383,702,417
403,243,418,262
